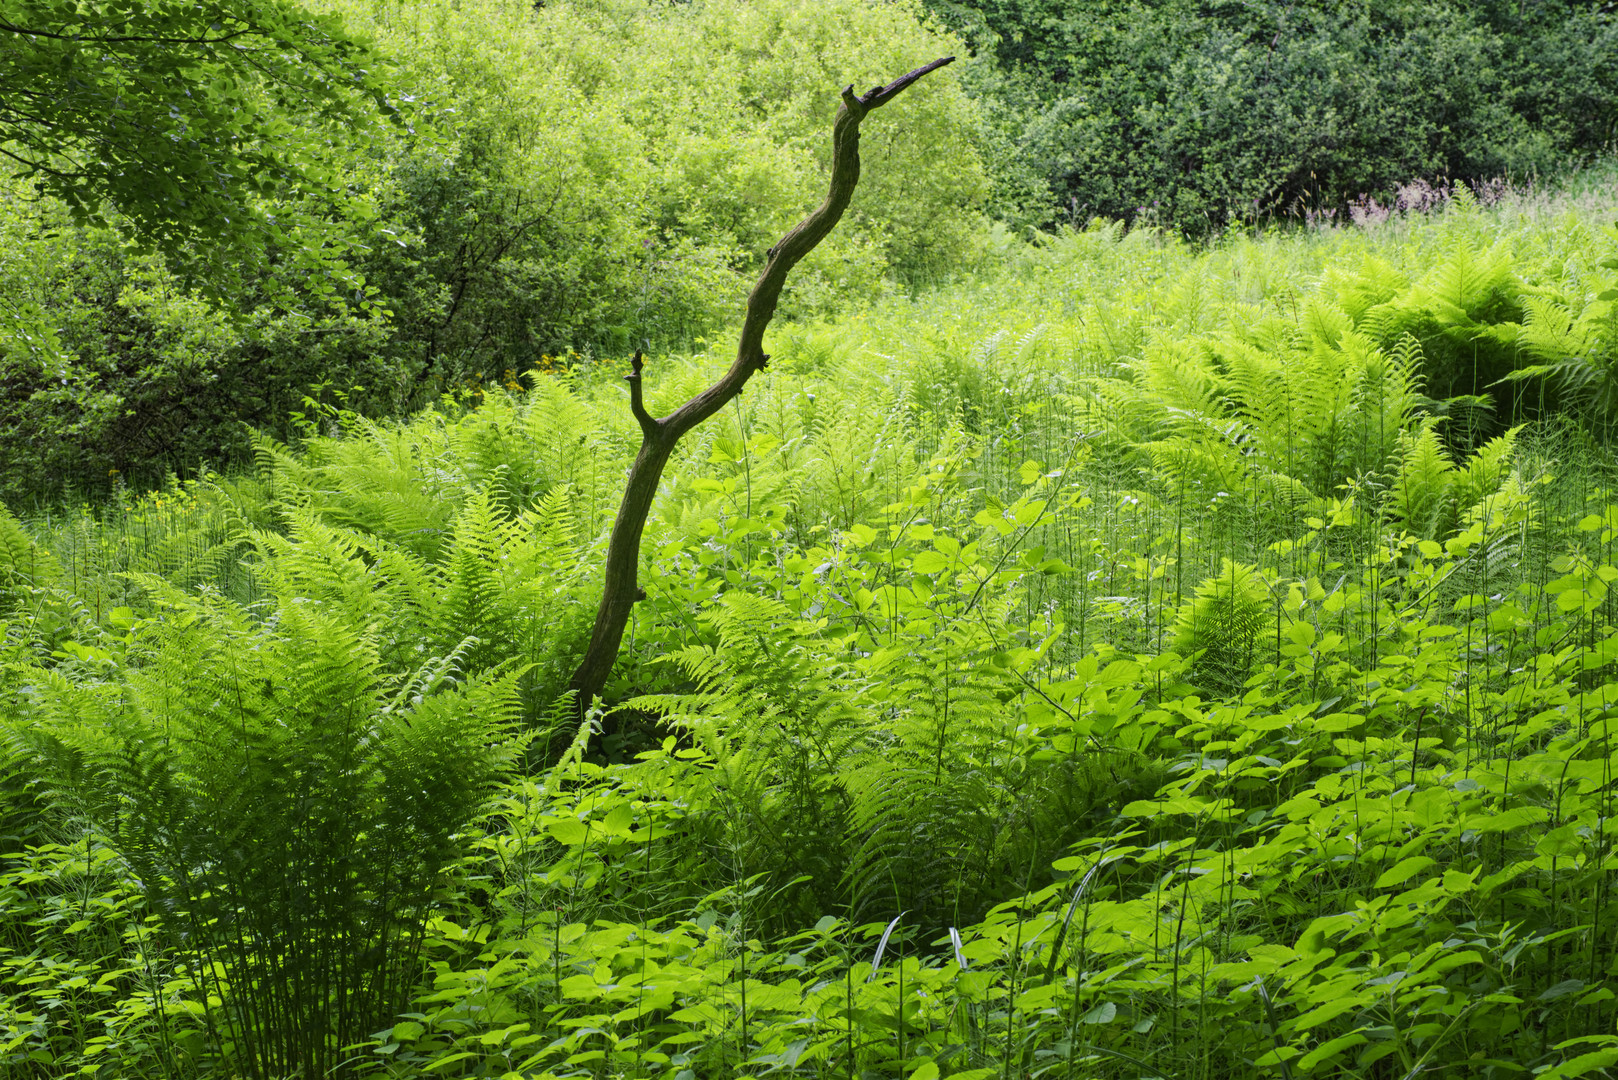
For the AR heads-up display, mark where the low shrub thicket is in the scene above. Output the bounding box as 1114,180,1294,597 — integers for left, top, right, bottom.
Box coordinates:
932,0,1618,235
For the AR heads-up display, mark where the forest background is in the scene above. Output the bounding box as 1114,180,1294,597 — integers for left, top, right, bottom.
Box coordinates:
5,0,1618,1078
2,0,1615,501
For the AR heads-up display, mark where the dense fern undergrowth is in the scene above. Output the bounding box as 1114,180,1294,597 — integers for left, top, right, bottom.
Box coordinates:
5,187,1618,1078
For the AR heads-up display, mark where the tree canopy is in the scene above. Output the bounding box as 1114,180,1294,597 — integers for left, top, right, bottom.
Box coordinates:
0,0,393,258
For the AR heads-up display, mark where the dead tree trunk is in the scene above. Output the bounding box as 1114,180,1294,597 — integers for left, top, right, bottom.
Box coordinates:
566,55,955,714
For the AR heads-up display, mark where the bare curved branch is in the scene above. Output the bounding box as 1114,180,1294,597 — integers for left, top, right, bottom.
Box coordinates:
566,55,956,716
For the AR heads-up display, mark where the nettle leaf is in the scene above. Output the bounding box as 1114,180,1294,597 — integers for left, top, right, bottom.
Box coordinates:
1292,996,1363,1031
597,802,635,837
1536,1046,1618,1079
1539,980,1587,1003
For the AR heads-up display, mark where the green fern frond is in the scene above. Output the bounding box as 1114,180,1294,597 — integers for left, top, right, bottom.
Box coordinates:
1144,435,1249,495
1071,380,1161,448
434,491,527,653
1357,300,1405,343
1220,341,1307,473
795,386,919,530
1391,423,1459,536
1008,323,1050,368
1339,331,1424,478
627,591,872,924
1136,340,1224,427
840,757,993,921
1495,292,1618,418
291,418,459,559
373,667,525,871
0,504,59,596
1418,239,1518,330
250,508,388,622
1325,254,1408,326
1452,425,1524,512
14,581,521,1080
1260,472,1320,515
1170,559,1274,695
971,328,1007,368
1160,264,1215,333
1517,295,1590,364
1300,298,1354,350
511,377,617,500
1226,304,1300,358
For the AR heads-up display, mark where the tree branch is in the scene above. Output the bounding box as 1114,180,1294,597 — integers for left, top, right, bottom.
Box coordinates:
658,56,956,444
625,349,658,439
0,17,257,45
565,55,955,718
859,54,957,109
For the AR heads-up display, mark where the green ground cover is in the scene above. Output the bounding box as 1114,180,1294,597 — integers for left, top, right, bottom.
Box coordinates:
4,180,1618,1078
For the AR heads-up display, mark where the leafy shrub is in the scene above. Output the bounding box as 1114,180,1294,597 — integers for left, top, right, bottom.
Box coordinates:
0,195,394,500
330,0,987,370
930,0,1618,234
0,0,988,503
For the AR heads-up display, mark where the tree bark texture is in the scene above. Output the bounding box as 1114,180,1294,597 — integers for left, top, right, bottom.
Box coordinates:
566,55,955,714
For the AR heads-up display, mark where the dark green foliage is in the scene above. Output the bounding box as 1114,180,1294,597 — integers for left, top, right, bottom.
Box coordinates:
0,200,396,500
934,0,1618,233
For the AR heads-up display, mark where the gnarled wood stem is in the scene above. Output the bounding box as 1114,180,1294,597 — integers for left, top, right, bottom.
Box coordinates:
566,55,955,716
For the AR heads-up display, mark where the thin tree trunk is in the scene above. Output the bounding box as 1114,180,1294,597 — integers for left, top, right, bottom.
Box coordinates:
567,55,955,714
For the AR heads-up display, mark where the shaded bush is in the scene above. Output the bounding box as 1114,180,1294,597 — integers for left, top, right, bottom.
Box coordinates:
933,0,1618,234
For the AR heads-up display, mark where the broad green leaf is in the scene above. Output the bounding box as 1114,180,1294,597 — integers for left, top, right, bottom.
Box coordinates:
1538,979,1587,1002
1012,498,1048,527
846,523,878,547
1081,1001,1117,1024
1375,856,1435,889
602,803,634,837
1535,1048,1618,1079
1475,806,1549,833
1294,997,1362,1031
547,817,589,846
1298,1030,1369,1070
